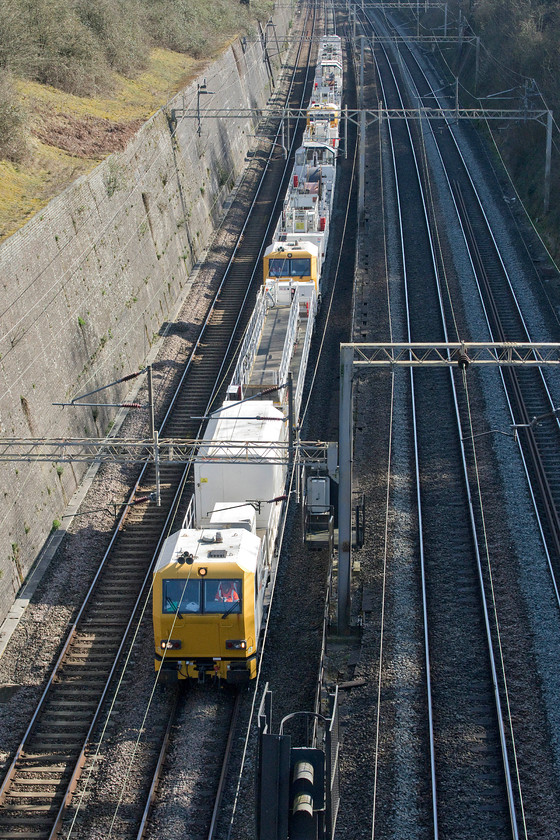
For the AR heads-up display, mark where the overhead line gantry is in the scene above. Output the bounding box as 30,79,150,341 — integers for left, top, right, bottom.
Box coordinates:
337,342,560,634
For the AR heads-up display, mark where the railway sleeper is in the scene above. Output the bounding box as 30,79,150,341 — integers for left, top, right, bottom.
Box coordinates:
10,779,62,786
0,803,57,811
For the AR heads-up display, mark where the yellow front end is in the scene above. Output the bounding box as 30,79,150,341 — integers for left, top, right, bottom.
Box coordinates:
153,558,257,685
263,246,318,289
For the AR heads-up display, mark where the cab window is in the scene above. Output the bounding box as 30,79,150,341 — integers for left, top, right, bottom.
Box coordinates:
268,257,311,277
269,257,290,277
290,258,310,276
163,579,201,614
204,579,242,614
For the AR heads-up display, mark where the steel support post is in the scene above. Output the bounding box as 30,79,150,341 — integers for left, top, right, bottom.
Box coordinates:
474,36,480,93
196,83,204,136
337,346,354,634
444,3,448,37
148,364,155,440
270,21,281,58
358,37,366,220
148,366,161,506
544,110,553,213
360,36,365,106
288,372,294,470
358,110,366,220
154,431,161,506
344,105,348,159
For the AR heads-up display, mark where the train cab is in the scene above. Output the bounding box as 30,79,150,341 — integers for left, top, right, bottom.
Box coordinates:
263,241,319,290
153,525,265,684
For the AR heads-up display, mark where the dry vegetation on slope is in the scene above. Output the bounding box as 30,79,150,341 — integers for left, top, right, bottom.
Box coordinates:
0,50,200,240
0,0,273,241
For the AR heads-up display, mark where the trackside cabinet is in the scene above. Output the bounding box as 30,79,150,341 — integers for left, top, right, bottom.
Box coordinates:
257,686,340,840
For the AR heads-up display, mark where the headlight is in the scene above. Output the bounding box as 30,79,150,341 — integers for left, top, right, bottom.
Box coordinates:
161,639,182,650
225,640,247,650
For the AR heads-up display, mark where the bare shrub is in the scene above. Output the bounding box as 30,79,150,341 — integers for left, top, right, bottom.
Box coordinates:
75,0,149,76
0,0,274,98
0,0,36,75
25,0,111,95
142,0,273,56
0,71,27,161
142,0,206,54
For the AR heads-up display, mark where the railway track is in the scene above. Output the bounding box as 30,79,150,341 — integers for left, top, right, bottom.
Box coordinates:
213,14,360,837
129,12,325,840
454,179,560,560
137,690,241,840
0,9,318,839
328,6,558,838
370,20,519,836
387,10,560,572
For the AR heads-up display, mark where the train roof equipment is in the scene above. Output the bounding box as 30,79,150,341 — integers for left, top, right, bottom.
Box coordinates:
312,42,343,106
304,106,340,150
194,400,288,530
294,142,337,170
276,176,334,273
209,502,257,534
154,525,261,577
230,270,318,416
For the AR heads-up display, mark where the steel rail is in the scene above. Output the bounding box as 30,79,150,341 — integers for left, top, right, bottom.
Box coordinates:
0,465,181,802
135,688,181,840
361,15,439,839
392,21,560,599
207,693,243,840
365,6,522,837
224,12,360,840
454,184,560,562
84,13,319,831
47,473,186,839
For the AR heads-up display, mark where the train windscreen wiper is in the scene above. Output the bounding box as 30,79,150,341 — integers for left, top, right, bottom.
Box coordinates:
221,601,240,620
166,596,183,620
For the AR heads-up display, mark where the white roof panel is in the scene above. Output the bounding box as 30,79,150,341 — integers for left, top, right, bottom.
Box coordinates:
154,527,261,574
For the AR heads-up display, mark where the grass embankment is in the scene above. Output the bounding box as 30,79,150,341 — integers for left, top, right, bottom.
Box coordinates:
0,49,203,241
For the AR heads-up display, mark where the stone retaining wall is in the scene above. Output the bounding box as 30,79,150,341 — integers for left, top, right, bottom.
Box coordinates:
0,4,293,622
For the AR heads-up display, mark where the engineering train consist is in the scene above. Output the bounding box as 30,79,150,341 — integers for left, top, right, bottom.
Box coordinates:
153,35,343,684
